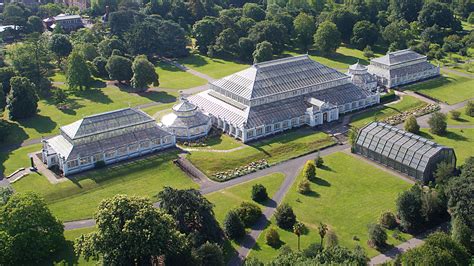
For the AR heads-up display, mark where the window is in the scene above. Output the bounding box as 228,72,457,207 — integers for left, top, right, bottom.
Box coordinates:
93,153,102,162
117,146,127,156
129,143,139,152
105,150,115,158
282,121,289,129
140,141,150,149
274,123,281,130
163,136,171,144
265,125,272,133
152,138,161,146
256,127,263,136
247,130,254,138
79,156,91,165
67,160,79,168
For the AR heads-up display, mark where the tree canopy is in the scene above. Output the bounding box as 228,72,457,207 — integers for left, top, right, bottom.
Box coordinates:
7,76,38,120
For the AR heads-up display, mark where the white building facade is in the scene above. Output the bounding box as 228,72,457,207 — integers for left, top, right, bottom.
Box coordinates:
347,62,378,92
367,49,440,88
190,55,380,143
42,108,175,175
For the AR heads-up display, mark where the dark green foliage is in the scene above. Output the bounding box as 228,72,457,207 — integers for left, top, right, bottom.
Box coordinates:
303,160,316,181
243,3,265,22
193,17,221,54
421,25,445,44
98,37,127,58
269,245,368,265
213,28,239,56
243,257,263,266
428,112,447,135
235,202,262,227
92,56,108,78
382,20,412,50
367,223,387,248
0,89,5,111
131,55,158,91
378,211,397,229
329,8,357,43
154,20,188,57
192,242,224,266
0,67,17,95
293,12,316,50
434,161,455,185
404,115,420,134
449,110,461,120
468,12,474,24
7,76,38,120
400,232,469,265
157,187,223,247
396,186,423,232
52,88,67,105
109,10,137,36
67,51,91,90
251,183,268,202
418,2,459,29
351,20,378,49
315,154,324,168
94,160,106,168
75,195,188,265
238,37,255,62
451,217,472,252
445,169,474,230
248,21,287,54
106,55,133,83
0,187,13,205
363,46,375,58
389,0,423,22
0,193,65,265
314,21,341,54
27,16,44,33
298,178,311,194
252,41,273,63
275,203,296,230
0,119,10,142
265,227,280,247
465,101,474,117
223,210,245,240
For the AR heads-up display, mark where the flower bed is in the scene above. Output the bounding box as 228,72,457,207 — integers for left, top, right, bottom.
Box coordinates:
212,159,269,181
381,103,440,125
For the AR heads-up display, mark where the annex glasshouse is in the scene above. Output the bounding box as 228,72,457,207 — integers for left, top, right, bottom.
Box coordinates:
354,122,456,183
190,55,380,143
41,108,175,175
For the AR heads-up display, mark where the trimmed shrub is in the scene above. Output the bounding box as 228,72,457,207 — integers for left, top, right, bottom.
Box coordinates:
314,152,324,168
297,179,311,194
378,211,397,229
465,101,474,117
236,202,262,227
449,110,461,120
275,203,296,230
428,112,447,135
302,160,316,181
223,210,245,240
94,160,106,168
251,184,268,202
265,227,280,247
367,223,387,248
404,115,420,134
380,91,396,103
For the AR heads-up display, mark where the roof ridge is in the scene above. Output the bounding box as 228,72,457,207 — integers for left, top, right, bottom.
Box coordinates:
254,54,310,68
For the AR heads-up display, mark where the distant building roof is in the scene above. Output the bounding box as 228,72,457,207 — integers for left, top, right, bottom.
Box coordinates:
371,49,426,66
61,108,154,140
53,14,82,21
210,55,349,101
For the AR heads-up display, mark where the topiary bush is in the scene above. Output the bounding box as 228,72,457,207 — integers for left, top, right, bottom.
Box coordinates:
223,210,245,240
367,223,387,249
265,227,280,247
236,202,262,227
465,101,473,117
297,179,311,194
251,184,268,202
404,115,420,134
303,160,316,181
428,112,447,135
275,203,296,230
378,211,398,229
450,110,461,120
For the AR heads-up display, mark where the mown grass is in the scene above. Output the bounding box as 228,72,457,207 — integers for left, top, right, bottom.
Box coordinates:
350,95,427,129
419,128,474,165
155,61,207,89
187,128,335,178
0,143,42,176
249,152,412,261
178,54,249,79
405,72,474,105
446,106,474,125
12,150,198,221
183,133,243,151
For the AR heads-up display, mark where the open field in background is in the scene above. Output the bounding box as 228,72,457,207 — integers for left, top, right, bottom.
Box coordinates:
178,54,249,79
1,86,177,145
154,61,208,89
349,95,427,129
405,72,474,105
187,128,335,178
249,152,412,261
446,106,474,125
419,128,474,165
12,150,198,221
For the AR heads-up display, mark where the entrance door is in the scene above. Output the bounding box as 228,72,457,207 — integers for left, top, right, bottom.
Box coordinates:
323,112,328,122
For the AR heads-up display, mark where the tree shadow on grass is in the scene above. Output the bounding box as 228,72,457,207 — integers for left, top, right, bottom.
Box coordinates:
319,165,334,172
304,190,320,198
261,198,277,208
313,177,331,187
154,61,185,73
418,131,434,139
53,240,79,265
73,88,113,104
138,91,176,104
17,114,57,135
445,130,468,141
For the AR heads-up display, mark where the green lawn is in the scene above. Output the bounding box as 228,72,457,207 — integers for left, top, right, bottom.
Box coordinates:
0,143,42,176
155,61,207,89
405,72,474,104
446,106,474,125
187,128,335,178
184,133,243,151
249,152,412,261
178,54,249,79
141,102,175,117
286,45,384,70
50,72,67,83
350,95,428,128
12,151,198,221
419,128,474,165
2,86,177,145
206,173,286,224
58,227,98,266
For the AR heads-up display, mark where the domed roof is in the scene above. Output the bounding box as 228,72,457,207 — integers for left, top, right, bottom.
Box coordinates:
349,61,367,71
172,97,197,113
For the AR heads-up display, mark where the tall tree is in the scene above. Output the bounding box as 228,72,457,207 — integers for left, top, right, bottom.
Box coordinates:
7,76,38,120
382,20,412,50
75,195,188,265
213,28,239,56
0,193,65,265
351,20,379,49
396,185,423,232
49,34,73,66
428,112,447,135
67,51,91,90
27,16,44,33
329,8,358,43
97,37,127,58
192,16,222,54
108,10,138,36
243,3,266,22
157,187,224,247
131,55,158,91
155,20,188,57
418,2,459,30
248,21,287,54
293,12,316,51
314,21,341,54
389,0,423,22
106,55,133,83
252,41,273,63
